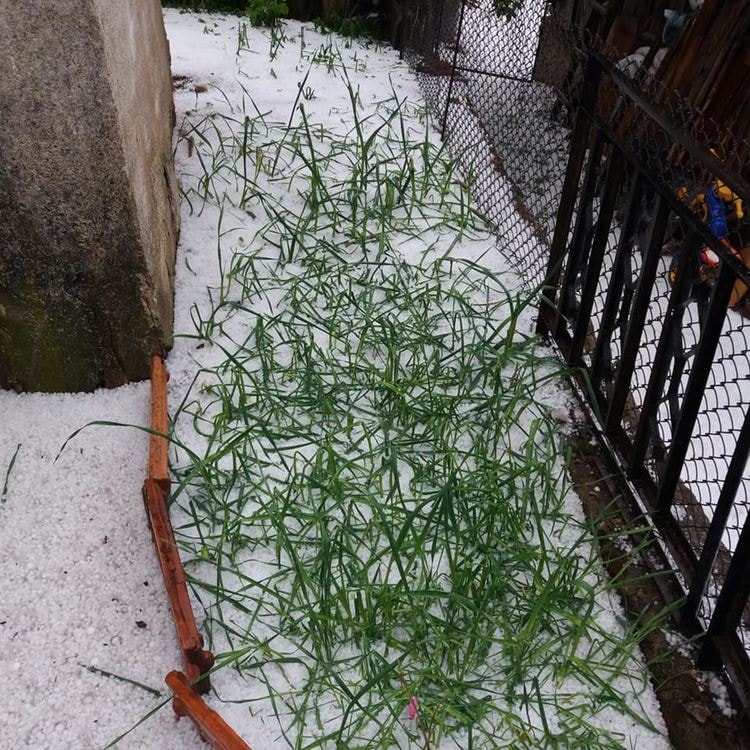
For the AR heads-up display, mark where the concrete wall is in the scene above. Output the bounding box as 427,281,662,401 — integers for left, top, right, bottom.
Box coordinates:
94,0,180,348
0,0,179,392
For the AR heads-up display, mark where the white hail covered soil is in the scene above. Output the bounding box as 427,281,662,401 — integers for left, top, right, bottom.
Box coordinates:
0,9,671,749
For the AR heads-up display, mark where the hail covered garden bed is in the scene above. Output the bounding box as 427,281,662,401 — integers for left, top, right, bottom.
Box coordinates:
168,9,670,748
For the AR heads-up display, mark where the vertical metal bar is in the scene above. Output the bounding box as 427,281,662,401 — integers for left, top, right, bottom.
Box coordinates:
698,508,750,671
537,53,603,336
589,170,643,384
440,0,466,138
656,257,736,512
569,149,625,364
684,405,750,623
628,232,700,476
604,194,670,434
666,341,689,437
555,131,605,336
433,0,447,57
589,173,641,383
617,244,635,352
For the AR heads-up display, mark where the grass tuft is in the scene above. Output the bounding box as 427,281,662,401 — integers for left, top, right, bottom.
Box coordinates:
160,34,666,750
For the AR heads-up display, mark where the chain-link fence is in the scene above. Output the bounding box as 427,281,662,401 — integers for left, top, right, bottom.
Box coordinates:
401,0,750,701
402,0,589,282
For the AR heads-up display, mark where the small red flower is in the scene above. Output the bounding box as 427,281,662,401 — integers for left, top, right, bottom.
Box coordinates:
407,695,419,720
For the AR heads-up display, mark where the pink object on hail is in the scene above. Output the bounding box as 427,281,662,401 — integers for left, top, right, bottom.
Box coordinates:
407,696,419,720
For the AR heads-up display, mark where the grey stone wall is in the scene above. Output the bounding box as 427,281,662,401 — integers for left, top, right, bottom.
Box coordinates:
0,0,179,392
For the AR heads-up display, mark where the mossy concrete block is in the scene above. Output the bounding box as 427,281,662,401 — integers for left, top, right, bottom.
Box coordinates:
0,0,180,392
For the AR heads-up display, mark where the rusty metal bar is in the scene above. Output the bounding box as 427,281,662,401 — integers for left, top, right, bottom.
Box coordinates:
146,356,214,694
149,355,171,493
167,671,253,750
143,479,215,693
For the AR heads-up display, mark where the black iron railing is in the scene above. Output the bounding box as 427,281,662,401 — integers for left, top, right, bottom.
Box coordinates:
539,50,750,701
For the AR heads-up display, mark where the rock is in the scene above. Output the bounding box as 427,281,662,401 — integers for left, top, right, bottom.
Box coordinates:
0,0,179,392
550,406,570,423
685,701,712,725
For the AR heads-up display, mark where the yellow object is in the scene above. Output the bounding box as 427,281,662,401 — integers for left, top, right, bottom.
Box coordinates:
691,192,707,221
707,150,744,219
715,178,744,220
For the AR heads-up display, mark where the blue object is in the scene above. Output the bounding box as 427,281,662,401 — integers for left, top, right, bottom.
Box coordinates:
704,185,728,238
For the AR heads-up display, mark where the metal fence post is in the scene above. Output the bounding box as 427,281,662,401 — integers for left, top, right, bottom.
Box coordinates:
440,0,466,138
569,149,625,364
554,130,604,337
589,172,643,386
537,53,602,337
433,0,446,57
